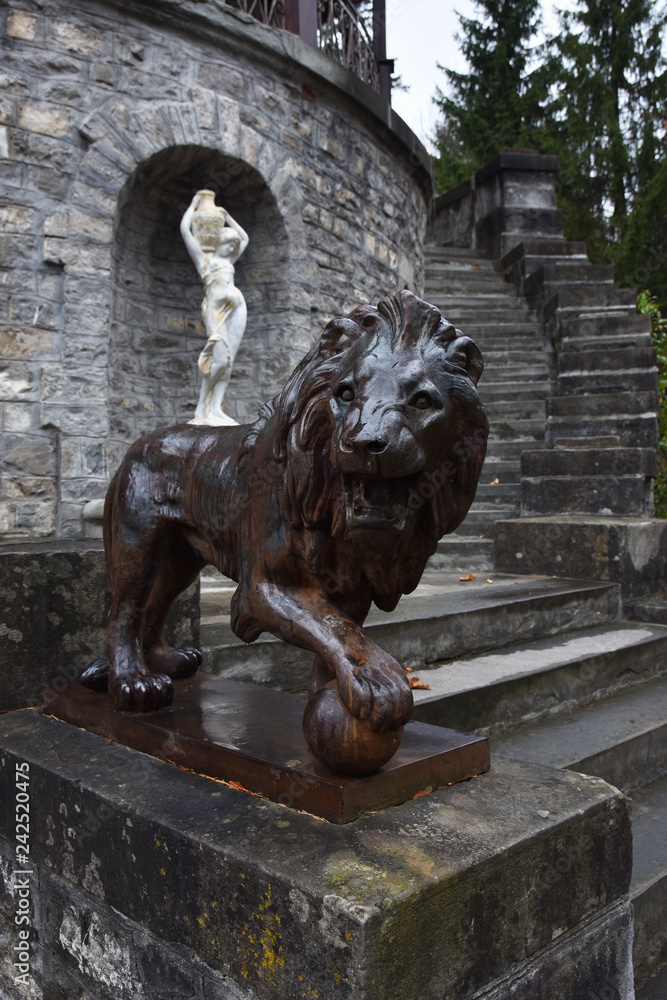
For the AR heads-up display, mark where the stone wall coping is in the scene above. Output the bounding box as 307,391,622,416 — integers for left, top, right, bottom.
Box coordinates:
0,709,633,999
110,0,434,198
0,539,104,556
474,149,561,186
434,149,562,214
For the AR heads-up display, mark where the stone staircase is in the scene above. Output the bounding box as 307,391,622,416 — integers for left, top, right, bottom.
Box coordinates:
198,233,666,988
422,244,554,572
501,236,658,522
404,575,667,994
199,566,667,989
197,153,667,989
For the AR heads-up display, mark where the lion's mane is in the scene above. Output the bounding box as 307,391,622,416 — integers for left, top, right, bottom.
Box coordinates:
270,290,488,605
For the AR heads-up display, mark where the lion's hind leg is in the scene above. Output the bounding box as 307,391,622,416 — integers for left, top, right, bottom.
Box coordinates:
105,507,176,713
143,533,205,680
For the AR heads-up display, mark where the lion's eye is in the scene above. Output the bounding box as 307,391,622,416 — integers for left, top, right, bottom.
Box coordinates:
412,393,432,410
337,386,355,402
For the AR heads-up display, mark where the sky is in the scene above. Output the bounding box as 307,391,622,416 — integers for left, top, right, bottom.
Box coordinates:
386,1,573,153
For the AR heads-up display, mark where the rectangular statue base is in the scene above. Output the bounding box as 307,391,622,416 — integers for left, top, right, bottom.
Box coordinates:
46,674,489,823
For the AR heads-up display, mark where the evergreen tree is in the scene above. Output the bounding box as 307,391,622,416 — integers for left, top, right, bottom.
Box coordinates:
541,0,667,263
433,0,547,192
616,160,667,309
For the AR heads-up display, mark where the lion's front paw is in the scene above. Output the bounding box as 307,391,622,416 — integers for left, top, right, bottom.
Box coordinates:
146,646,202,679
109,672,174,713
336,649,413,733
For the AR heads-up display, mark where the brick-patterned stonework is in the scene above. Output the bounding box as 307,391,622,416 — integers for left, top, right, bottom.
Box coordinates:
0,0,430,539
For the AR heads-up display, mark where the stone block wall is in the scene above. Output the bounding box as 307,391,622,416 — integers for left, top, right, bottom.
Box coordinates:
0,0,431,539
427,149,562,258
0,540,200,711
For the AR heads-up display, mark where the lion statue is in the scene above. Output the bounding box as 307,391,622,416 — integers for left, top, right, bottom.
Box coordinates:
82,289,488,770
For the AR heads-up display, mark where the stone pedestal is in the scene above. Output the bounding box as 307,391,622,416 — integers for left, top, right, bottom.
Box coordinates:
427,150,563,259
0,709,635,1000
0,541,199,711
495,516,667,598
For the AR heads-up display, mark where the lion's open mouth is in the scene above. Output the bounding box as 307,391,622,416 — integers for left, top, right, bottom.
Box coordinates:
343,474,420,532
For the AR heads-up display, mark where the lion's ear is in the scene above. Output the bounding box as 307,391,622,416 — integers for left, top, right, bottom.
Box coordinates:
444,335,484,386
319,318,361,359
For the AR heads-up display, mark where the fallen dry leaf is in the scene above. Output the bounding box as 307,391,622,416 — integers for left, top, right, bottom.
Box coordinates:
459,572,476,581
408,676,430,690
402,666,414,673
486,578,494,584
413,786,433,799
490,478,499,485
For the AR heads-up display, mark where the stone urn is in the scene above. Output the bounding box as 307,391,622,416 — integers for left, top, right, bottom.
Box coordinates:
191,190,225,252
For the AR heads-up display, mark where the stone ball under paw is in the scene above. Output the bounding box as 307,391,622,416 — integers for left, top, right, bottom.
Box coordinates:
302,682,404,776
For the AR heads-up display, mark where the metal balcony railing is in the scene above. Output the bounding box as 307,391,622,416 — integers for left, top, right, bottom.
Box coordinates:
226,0,389,99
229,0,285,30
317,1,378,92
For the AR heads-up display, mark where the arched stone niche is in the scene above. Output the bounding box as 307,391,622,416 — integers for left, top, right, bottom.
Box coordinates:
109,144,289,466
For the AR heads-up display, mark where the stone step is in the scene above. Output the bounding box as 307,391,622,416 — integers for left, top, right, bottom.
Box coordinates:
558,346,657,375
554,435,623,449
411,620,667,735
432,306,536,326
561,331,653,352
545,413,659,450
427,536,495,573
467,339,550,359
490,673,667,792
462,321,541,338
440,507,518,536
521,480,652,518
424,254,496,269
630,773,667,975
522,448,656,479
501,239,588,270
473,482,520,503
561,311,651,340
200,574,622,692
481,349,551,365
558,367,659,395
480,437,547,459
547,391,658,419
524,262,615,296
626,596,667,627
546,285,638,310
488,417,545,441
424,278,514,296
424,244,492,261
483,363,551,380
480,380,553,401
484,398,547,420
553,306,640,333
478,457,521,483
464,483,521,512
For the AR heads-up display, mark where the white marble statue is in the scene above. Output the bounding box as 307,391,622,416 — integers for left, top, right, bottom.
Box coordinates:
180,190,249,426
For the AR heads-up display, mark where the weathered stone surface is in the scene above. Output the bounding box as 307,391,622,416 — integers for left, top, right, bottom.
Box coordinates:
1,0,430,540
495,516,667,597
427,151,563,259
519,448,656,516
201,575,622,692
0,541,199,710
0,710,634,1000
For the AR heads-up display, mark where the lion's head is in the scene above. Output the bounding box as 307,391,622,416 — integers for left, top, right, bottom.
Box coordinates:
274,289,488,605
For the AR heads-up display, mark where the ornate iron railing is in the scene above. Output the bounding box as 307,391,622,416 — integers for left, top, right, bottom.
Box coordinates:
225,0,381,93
317,1,379,91
228,0,285,30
